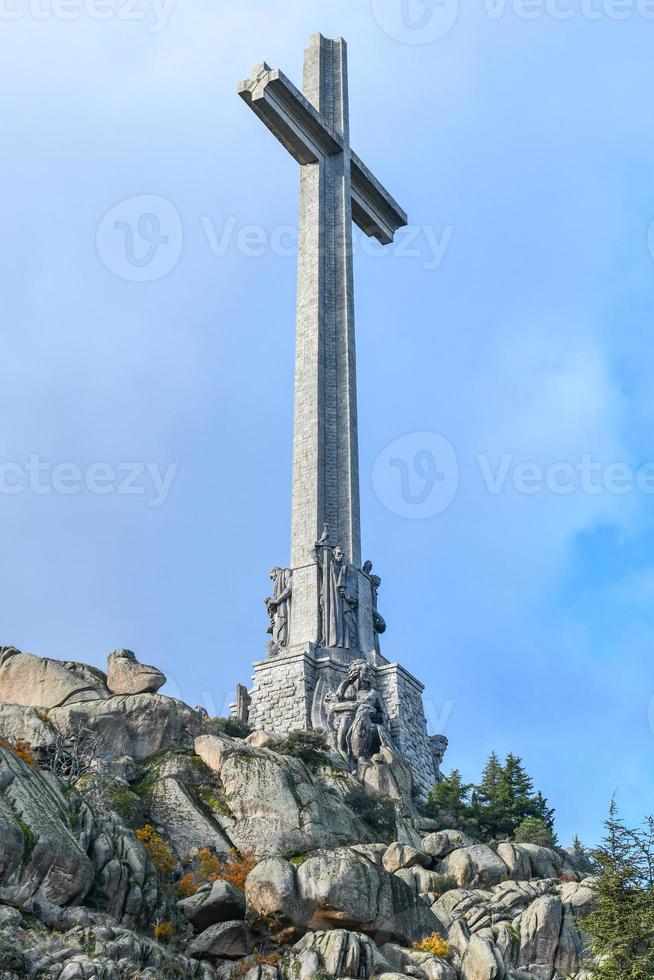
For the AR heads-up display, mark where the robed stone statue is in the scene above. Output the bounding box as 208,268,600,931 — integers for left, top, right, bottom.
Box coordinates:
265,567,293,656
314,526,358,649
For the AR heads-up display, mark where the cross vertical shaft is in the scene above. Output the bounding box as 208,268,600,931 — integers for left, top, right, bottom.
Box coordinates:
238,33,407,653
291,36,360,575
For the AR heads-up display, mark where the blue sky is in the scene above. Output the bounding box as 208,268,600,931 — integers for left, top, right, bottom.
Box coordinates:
2,0,654,846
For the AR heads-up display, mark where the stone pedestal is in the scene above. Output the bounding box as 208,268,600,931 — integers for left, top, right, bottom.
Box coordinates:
247,648,437,800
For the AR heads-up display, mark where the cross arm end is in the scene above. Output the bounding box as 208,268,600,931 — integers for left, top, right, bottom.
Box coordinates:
238,66,342,166
350,151,408,245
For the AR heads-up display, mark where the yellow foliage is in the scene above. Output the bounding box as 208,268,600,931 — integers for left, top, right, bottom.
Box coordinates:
154,921,174,943
220,848,257,891
135,825,176,877
177,847,256,897
1,737,37,769
177,872,199,899
412,933,451,958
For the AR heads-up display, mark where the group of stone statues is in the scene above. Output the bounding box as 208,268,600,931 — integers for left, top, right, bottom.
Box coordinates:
261,529,442,777
264,526,386,657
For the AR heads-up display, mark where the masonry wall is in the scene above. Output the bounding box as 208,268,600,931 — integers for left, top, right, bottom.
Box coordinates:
247,652,316,734
375,664,435,800
246,650,437,800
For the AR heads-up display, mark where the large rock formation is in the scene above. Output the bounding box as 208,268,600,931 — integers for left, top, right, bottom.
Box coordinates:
0,647,599,979
106,649,167,696
194,732,370,857
0,647,109,707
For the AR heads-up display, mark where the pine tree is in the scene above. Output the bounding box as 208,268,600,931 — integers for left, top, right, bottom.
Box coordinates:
424,752,557,844
514,817,557,848
585,801,654,979
475,752,505,837
532,790,556,832
475,753,556,840
427,770,472,826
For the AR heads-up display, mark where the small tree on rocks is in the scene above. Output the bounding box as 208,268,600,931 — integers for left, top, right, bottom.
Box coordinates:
584,800,654,979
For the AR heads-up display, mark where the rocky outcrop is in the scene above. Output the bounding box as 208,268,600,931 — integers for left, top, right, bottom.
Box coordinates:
245,846,441,946
195,733,369,857
422,829,475,859
0,647,109,707
0,650,599,980
0,693,205,761
442,844,509,889
188,919,257,960
0,744,167,931
106,649,167,696
0,914,217,979
294,929,394,977
382,942,459,978
179,880,246,931
0,744,94,909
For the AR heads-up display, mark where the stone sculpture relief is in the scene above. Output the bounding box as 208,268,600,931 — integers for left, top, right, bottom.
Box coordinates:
265,567,293,656
363,560,387,656
314,526,358,649
429,733,449,783
319,659,392,769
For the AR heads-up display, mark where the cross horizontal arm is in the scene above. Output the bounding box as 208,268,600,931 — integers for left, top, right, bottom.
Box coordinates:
238,65,343,166
351,152,408,246
238,63,408,245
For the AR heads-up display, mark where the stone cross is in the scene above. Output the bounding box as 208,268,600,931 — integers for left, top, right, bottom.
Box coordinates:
239,35,407,654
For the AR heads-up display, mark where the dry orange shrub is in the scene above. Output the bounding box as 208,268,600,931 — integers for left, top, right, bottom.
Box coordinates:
135,825,177,876
178,847,256,897
153,920,174,943
0,737,37,769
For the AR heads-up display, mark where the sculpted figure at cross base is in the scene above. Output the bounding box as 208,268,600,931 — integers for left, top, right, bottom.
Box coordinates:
325,659,391,769
363,560,387,657
314,526,358,650
430,734,449,783
265,567,293,656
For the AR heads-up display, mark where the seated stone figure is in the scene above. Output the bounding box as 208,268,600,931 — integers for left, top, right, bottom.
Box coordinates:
325,660,389,769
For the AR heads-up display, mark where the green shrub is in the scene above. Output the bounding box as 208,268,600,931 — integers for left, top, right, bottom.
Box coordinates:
274,730,330,767
206,717,252,739
429,873,458,898
0,932,27,973
344,787,396,840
